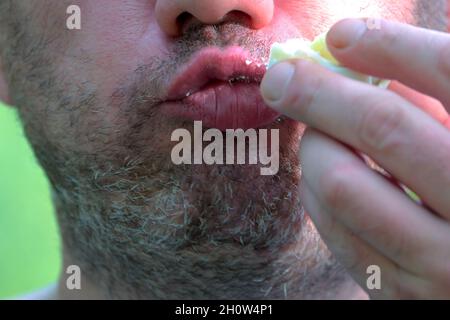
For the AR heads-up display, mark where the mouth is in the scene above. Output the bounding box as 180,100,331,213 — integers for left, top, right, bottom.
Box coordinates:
163,46,280,131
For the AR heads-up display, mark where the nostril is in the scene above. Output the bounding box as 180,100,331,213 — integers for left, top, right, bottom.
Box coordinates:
176,12,193,34
177,10,254,36
221,10,252,28
156,0,273,37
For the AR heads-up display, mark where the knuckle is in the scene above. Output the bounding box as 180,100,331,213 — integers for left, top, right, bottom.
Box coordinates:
389,282,416,299
426,252,450,288
353,221,388,244
342,237,369,274
318,212,339,239
366,25,399,64
357,96,405,152
385,264,441,299
390,273,428,299
381,26,400,48
354,216,409,264
385,269,417,299
283,60,324,119
320,162,359,211
383,228,409,262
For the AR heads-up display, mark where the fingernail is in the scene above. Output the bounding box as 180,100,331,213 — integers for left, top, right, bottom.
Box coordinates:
328,19,367,49
261,62,295,103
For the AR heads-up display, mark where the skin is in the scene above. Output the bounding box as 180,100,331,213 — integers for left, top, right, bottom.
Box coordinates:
261,18,450,298
0,0,448,299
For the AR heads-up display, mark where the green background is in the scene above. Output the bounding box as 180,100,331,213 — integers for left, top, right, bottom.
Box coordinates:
0,103,60,298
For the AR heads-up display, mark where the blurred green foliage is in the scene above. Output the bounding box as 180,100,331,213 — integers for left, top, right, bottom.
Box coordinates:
0,103,60,298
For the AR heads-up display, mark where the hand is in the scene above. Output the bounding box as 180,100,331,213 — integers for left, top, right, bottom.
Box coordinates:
261,18,450,299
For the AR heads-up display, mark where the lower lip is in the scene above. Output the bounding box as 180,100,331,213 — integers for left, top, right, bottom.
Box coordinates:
162,82,280,131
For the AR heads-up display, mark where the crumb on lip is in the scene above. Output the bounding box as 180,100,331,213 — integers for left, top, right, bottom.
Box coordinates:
244,59,267,69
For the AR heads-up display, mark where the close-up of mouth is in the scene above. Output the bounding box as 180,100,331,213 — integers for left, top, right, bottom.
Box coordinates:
3,0,449,303
163,46,281,131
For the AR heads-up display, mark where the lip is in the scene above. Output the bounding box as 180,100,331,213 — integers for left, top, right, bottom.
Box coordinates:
162,46,280,130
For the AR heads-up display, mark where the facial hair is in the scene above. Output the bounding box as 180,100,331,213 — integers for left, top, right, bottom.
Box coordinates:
6,17,349,299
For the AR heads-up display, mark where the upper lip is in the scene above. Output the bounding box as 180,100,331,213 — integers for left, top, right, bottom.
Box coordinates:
166,46,268,101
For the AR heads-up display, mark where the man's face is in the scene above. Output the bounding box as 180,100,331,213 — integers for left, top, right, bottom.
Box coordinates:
1,0,432,299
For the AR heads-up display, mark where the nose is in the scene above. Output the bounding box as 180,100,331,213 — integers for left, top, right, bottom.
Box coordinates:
155,0,274,37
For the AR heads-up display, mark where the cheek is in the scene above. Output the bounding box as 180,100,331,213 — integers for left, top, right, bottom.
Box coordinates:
275,0,409,37
307,0,415,28
324,0,384,18
65,1,168,81
81,0,169,85
57,0,171,128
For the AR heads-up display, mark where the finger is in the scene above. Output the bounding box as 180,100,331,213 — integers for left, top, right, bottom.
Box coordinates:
300,170,429,299
300,128,450,276
301,177,398,299
261,60,450,217
388,81,449,127
327,18,450,109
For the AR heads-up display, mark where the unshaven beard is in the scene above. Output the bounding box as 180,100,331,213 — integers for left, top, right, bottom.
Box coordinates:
52,149,348,299
7,18,351,299
47,106,348,299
